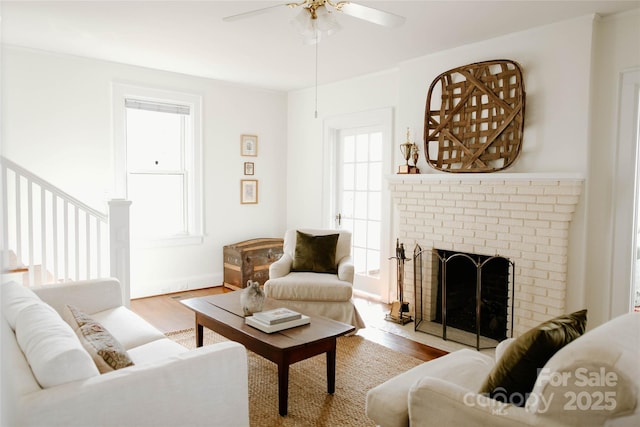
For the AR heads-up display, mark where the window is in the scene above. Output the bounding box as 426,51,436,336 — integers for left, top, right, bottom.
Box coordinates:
113,84,203,244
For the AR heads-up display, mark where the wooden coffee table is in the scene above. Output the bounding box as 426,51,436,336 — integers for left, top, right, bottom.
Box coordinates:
180,292,355,416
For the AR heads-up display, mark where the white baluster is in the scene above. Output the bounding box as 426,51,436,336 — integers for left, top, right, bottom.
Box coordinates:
2,165,8,274
85,213,90,279
63,200,69,281
74,206,79,281
27,180,34,285
52,196,59,282
15,174,21,267
96,221,102,277
40,187,47,284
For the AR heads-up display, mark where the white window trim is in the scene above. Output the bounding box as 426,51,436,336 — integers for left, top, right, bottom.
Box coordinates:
112,82,203,246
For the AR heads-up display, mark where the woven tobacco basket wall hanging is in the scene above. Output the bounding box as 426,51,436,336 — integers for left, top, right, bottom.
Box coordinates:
424,59,525,173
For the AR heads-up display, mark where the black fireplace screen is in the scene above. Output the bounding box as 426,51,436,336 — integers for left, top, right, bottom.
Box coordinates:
435,250,510,341
414,246,515,350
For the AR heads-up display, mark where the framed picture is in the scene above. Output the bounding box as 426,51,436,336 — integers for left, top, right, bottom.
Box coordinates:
241,134,258,157
244,162,254,175
241,179,258,204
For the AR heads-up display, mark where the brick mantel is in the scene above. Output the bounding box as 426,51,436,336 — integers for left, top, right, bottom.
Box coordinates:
387,173,584,337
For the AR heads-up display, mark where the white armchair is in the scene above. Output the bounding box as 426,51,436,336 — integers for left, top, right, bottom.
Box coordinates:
264,228,365,330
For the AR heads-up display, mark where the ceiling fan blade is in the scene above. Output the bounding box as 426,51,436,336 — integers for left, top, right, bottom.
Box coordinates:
337,2,406,28
222,3,290,22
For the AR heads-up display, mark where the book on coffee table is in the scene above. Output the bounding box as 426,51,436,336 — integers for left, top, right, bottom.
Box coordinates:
246,314,310,333
252,308,301,325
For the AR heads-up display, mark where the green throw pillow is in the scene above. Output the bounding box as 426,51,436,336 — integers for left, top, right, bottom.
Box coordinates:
479,309,587,406
291,231,339,274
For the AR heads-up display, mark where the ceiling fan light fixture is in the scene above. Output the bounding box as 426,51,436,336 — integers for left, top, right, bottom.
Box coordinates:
291,5,341,45
315,5,341,35
291,8,314,35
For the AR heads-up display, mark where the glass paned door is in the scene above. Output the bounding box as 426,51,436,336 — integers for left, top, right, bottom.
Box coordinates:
337,127,383,295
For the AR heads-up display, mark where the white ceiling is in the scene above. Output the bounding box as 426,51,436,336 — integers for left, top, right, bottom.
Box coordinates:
2,1,639,91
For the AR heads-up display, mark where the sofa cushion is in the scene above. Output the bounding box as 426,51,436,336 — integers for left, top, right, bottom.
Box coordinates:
366,349,494,427
34,278,123,316
479,309,587,406
2,281,43,329
64,305,134,373
127,338,187,365
527,312,639,423
90,306,167,350
15,302,99,388
264,272,353,301
2,315,41,395
292,231,339,273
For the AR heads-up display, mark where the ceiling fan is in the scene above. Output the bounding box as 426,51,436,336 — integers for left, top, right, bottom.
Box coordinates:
223,1,406,31
223,1,405,117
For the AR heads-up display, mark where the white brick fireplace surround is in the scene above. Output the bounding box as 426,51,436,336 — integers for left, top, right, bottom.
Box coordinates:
388,173,584,338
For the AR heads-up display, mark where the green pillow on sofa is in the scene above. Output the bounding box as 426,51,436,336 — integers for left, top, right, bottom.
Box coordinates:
291,230,339,274
479,309,587,406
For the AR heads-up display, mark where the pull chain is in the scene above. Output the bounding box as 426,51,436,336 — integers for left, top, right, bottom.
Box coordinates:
314,30,319,119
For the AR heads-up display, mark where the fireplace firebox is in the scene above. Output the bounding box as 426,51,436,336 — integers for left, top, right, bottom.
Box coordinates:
414,248,515,350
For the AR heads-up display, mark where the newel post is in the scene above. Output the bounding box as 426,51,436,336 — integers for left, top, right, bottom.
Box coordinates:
108,199,132,307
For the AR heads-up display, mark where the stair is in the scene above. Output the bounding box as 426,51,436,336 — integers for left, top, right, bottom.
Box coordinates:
3,250,55,286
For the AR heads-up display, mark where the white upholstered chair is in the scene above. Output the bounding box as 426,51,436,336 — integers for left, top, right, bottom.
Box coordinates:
263,228,365,331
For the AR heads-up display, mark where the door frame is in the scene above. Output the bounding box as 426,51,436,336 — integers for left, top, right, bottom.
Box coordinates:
610,69,640,316
322,108,394,302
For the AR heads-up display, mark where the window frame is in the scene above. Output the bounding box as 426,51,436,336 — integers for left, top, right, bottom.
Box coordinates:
112,83,203,246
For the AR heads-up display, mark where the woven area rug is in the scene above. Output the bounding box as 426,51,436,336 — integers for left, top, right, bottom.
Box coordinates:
167,328,422,426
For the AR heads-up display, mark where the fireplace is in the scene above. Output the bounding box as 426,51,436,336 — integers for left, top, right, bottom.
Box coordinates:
388,173,584,342
426,249,514,349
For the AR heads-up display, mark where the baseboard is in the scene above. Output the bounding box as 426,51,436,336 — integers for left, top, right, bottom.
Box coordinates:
131,272,223,299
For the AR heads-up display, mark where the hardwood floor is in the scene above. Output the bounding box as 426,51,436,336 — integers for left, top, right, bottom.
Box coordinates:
130,287,231,333
130,286,447,362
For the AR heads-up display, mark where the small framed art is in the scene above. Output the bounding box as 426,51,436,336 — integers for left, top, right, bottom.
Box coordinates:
244,162,254,175
241,134,258,157
241,179,258,204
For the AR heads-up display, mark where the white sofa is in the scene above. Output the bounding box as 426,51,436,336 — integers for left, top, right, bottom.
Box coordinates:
366,311,639,427
2,278,250,427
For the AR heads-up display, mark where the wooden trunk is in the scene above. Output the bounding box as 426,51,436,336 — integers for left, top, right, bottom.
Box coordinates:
223,238,284,290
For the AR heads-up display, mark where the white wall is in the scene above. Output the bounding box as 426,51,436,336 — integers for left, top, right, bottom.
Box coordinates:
288,15,609,323
287,69,399,229
397,15,595,176
2,46,288,297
